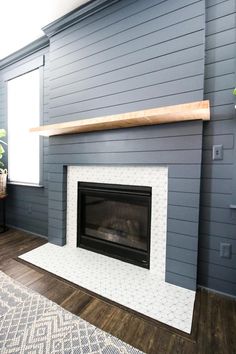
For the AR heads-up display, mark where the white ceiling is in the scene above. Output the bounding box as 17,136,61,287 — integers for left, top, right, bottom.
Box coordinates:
0,0,90,59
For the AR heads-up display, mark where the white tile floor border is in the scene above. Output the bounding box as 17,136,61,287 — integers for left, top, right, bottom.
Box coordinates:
20,165,196,333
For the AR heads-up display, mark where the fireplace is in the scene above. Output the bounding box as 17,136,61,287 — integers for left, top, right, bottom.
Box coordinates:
77,182,151,268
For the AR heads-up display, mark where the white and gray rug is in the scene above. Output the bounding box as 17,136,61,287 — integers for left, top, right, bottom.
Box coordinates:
0,271,144,354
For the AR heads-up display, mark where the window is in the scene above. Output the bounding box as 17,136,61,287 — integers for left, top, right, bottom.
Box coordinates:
7,69,41,185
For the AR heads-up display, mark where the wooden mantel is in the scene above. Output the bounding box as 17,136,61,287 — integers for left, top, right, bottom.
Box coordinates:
30,100,210,137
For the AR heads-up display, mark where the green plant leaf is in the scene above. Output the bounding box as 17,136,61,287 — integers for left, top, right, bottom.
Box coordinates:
0,130,7,168
0,129,6,138
233,88,236,96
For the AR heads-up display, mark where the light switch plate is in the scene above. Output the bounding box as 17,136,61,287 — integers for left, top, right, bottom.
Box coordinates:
220,243,232,258
213,144,223,160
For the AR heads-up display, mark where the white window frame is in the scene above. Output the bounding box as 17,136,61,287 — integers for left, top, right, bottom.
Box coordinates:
4,56,44,187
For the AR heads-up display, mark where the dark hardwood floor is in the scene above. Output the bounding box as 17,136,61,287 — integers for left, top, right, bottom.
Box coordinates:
0,229,235,354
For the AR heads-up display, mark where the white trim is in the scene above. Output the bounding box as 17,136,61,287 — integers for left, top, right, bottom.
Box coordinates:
7,181,44,188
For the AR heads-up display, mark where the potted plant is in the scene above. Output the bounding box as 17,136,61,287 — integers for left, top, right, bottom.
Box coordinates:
0,129,7,196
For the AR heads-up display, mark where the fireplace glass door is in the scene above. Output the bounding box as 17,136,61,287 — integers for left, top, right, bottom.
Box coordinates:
77,182,151,268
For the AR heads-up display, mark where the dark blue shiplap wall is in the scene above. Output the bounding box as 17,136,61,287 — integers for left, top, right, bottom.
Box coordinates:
0,48,49,236
45,0,205,290
48,0,205,122
198,0,236,296
1,0,235,295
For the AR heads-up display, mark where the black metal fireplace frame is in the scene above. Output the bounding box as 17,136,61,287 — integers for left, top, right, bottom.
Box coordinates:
77,182,151,268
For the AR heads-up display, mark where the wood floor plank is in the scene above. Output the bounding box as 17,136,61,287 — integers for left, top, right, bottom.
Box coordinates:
100,307,135,338
14,268,45,286
0,237,46,263
61,289,93,315
27,274,58,294
149,328,176,354
0,228,235,354
131,320,162,353
101,306,158,352
2,259,36,278
77,297,115,326
44,281,77,306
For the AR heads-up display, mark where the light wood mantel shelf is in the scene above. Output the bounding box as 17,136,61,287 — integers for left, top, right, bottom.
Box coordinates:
30,100,210,137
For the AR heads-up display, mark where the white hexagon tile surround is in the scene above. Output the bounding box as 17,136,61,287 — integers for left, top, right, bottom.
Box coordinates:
20,165,196,333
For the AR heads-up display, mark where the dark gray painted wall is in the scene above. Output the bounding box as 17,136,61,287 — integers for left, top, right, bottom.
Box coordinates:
46,0,205,291
0,48,49,236
198,0,236,296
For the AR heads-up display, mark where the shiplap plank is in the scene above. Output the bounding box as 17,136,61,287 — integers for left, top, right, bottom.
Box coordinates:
198,261,236,284
200,206,236,224
166,271,196,290
168,205,199,222
167,246,198,265
206,0,235,21
49,135,202,155
167,219,199,237
201,178,232,194
203,134,234,150
200,220,236,239
201,192,231,209
47,149,202,165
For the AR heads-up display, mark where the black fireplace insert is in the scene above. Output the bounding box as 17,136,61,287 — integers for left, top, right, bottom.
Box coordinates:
77,182,151,268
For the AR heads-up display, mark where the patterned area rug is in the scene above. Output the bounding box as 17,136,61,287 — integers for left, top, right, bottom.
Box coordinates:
0,271,144,354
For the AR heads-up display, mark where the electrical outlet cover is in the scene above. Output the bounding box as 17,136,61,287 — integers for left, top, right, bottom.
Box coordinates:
212,144,223,160
220,243,232,259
